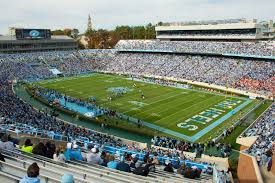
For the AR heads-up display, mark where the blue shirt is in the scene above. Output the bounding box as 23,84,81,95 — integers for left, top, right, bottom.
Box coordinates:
70,149,83,161
107,161,118,169
20,176,40,183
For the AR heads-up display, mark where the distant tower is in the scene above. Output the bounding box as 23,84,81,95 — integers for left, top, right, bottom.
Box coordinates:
87,14,92,32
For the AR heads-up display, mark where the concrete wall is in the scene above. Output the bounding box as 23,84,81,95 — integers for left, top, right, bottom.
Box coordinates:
237,146,264,183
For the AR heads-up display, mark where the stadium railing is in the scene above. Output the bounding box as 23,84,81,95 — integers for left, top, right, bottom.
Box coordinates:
0,171,21,183
0,160,60,183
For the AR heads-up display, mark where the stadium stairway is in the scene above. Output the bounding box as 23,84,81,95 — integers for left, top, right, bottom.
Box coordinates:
1,149,213,183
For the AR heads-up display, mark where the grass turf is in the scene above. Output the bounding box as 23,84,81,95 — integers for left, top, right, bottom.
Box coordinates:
34,73,252,139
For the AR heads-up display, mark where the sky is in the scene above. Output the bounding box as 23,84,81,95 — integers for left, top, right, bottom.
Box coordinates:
0,0,274,34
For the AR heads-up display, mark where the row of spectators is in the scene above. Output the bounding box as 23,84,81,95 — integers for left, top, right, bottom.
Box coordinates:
151,136,232,158
0,135,216,180
115,40,275,56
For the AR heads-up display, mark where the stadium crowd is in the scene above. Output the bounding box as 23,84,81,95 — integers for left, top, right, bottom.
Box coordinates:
0,133,218,181
0,45,273,182
103,53,274,97
0,56,216,177
151,136,233,158
1,48,274,97
241,104,274,170
115,40,275,57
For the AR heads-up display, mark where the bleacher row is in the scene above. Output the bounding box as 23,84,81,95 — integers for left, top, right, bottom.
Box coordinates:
0,148,213,183
115,40,275,57
1,121,218,182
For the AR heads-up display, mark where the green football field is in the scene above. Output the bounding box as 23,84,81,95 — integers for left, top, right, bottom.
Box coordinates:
35,73,252,141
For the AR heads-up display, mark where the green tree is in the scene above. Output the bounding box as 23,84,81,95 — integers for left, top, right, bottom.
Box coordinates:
71,29,79,39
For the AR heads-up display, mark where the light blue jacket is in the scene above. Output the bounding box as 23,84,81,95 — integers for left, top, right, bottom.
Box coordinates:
20,176,40,183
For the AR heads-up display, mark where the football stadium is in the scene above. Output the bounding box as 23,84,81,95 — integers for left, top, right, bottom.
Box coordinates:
0,2,274,183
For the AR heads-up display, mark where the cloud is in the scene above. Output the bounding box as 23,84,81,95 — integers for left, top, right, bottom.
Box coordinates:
0,0,274,34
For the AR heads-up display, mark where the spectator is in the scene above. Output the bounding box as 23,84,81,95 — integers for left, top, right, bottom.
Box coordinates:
107,155,118,169
53,146,66,163
164,160,174,173
21,139,33,153
70,144,83,161
86,147,102,164
0,134,15,151
20,163,40,183
117,156,130,172
32,143,46,157
45,141,56,159
61,173,74,183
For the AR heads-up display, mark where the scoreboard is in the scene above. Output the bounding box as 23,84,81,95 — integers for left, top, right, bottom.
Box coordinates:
15,29,51,40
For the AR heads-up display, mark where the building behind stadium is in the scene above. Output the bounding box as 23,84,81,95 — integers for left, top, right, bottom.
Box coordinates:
155,19,275,41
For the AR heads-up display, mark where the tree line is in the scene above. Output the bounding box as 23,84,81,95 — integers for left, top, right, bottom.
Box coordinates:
51,23,157,49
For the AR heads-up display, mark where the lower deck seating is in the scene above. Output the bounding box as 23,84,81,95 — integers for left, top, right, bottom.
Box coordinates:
1,149,213,183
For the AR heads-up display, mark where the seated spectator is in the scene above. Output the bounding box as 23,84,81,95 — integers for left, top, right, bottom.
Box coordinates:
100,151,108,166
70,144,83,161
177,163,186,175
61,173,74,183
21,139,33,153
205,166,213,175
45,141,56,159
87,147,102,164
173,159,181,169
107,155,118,169
64,143,72,161
183,167,192,178
20,162,40,183
53,146,66,163
152,154,160,165
133,163,151,176
0,134,15,151
190,167,202,179
117,156,130,172
164,160,174,173
32,143,46,156
129,154,138,171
